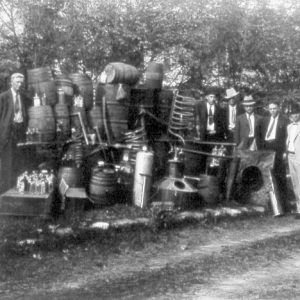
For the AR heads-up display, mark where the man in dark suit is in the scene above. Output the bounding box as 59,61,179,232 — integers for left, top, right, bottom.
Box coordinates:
195,90,226,143
234,95,264,150
0,73,29,193
262,100,289,211
223,87,244,142
194,90,226,173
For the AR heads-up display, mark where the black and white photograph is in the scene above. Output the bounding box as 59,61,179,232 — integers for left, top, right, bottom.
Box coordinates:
0,0,300,299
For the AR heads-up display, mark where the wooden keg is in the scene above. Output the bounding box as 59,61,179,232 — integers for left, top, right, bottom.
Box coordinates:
55,74,74,106
27,67,57,106
27,105,56,142
88,167,118,207
103,62,140,85
70,106,88,131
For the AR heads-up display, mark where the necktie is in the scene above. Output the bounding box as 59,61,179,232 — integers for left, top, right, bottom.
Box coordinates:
232,107,236,124
208,105,213,125
266,118,275,139
15,92,20,114
248,114,253,136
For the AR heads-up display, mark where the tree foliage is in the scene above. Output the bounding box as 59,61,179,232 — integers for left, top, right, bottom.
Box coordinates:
0,0,299,93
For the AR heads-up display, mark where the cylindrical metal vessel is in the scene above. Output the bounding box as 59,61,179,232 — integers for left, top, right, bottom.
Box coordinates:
27,67,57,106
104,62,140,85
145,62,164,90
89,167,118,207
27,105,56,141
133,148,154,208
88,104,102,129
69,73,93,109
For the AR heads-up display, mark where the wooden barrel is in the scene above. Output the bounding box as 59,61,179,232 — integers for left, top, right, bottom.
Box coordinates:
55,74,74,106
197,174,219,205
69,73,93,109
57,166,82,188
145,62,164,90
95,84,129,141
27,67,57,106
70,106,88,130
27,105,56,142
89,168,118,207
104,62,140,85
54,103,71,141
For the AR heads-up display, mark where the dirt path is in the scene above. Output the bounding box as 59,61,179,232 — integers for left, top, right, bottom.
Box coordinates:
1,216,300,299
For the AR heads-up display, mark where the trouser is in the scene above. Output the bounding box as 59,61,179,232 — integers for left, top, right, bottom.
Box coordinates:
288,153,300,213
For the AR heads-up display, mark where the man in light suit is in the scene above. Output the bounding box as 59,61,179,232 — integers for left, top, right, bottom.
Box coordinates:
286,103,300,218
262,100,289,211
234,95,264,150
0,73,29,193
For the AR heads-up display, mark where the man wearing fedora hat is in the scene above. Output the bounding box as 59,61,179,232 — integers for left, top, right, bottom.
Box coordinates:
223,87,244,142
234,95,264,150
286,103,300,218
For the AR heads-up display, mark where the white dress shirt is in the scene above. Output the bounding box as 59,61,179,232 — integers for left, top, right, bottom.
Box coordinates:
206,103,215,133
246,113,255,137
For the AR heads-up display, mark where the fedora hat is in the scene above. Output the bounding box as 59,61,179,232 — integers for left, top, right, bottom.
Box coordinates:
224,88,239,99
241,95,256,106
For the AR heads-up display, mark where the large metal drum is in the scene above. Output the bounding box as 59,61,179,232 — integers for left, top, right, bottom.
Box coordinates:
145,62,164,90
57,166,82,188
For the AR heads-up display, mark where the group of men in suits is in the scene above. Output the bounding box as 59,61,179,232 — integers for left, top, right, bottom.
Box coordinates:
195,87,300,216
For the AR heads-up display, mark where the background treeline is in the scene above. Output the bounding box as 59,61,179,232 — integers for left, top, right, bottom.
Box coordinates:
0,0,299,99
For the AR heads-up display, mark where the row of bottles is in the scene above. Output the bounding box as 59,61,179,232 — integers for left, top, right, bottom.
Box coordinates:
16,170,56,194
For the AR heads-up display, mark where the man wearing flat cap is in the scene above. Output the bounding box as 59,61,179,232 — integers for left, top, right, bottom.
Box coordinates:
286,103,300,218
223,87,244,142
0,73,29,193
234,95,264,150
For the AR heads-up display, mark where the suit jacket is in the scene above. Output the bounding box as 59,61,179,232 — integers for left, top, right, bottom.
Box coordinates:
0,89,28,154
223,103,244,139
262,114,288,155
234,113,264,150
286,122,300,163
195,101,226,141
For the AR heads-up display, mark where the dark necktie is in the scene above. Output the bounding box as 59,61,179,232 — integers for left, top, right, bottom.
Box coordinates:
266,118,275,139
208,105,213,125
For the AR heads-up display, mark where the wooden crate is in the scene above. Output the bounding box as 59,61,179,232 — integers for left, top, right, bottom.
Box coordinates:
0,188,54,218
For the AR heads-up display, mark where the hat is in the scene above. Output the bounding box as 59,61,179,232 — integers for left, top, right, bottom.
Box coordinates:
224,88,239,99
241,95,256,106
289,102,300,114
